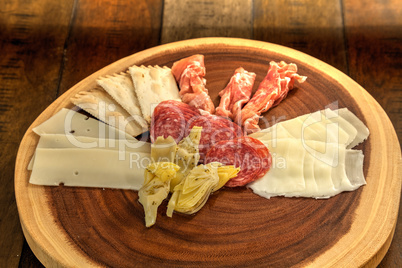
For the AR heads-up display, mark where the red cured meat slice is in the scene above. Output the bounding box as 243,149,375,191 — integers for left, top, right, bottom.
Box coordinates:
151,100,201,143
153,100,201,119
235,61,306,134
216,67,256,121
209,115,243,137
151,113,188,143
205,137,271,187
171,54,205,82
188,115,237,162
152,100,200,124
171,54,215,114
235,137,271,180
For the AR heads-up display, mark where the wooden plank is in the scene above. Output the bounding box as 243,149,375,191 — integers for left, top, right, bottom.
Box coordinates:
57,0,163,96
161,0,253,44
16,0,164,266
342,0,402,266
0,1,75,267
253,0,348,73
343,0,402,146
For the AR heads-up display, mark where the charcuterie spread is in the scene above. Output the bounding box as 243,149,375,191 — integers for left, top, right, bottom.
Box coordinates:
27,54,370,227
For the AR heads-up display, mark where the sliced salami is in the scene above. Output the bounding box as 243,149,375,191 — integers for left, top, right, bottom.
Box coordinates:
153,100,201,120
235,137,271,180
151,100,201,143
151,114,188,143
209,115,243,137
205,136,271,187
188,115,237,162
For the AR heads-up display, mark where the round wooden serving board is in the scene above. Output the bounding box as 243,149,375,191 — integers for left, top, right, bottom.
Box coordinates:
15,38,401,267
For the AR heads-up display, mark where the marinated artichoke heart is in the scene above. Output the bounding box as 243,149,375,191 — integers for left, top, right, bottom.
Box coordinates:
138,162,180,227
214,164,240,191
151,136,177,163
167,162,239,217
171,126,202,190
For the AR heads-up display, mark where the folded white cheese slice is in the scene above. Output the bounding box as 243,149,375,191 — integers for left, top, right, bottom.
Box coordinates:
29,148,151,190
248,138,366,199
250,110,344,145
338,108,370,148
249,108,369,148
302,109,350,145
250,139,306,196
249,123,293,142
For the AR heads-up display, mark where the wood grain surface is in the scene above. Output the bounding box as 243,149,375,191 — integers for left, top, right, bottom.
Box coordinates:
15,38,401,267
0,1,75,267
0,0,400,267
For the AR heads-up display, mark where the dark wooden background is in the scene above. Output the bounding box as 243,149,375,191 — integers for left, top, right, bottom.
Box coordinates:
0,0,400,267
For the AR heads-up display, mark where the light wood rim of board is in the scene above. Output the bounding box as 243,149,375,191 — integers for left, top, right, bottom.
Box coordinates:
15,37,401,267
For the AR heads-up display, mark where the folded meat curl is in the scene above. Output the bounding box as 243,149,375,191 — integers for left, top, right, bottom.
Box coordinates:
215,67,256,121
171,54,215,114
235,61,307,134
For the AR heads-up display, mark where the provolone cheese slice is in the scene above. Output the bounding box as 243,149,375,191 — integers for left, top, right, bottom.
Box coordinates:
249,139,306,198
251,123,294,141
338,108,369,148
302,109,349,145
344,149,366,187
249,108,369,148
30,148,151,190
249,138,366,199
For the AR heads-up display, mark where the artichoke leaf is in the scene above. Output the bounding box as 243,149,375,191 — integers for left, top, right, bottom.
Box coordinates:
138,162,180,227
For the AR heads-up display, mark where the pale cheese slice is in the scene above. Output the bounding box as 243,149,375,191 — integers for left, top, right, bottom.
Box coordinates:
36,134,149,151
249,108,368,147
96,72,148,129
284,117,324,141
70,87,145,137
129,65,181,123
28,134,151,170
33,108,135,140
249,139,306,198
31,108,142,170
249,138,366,199
304,140,352,198
250,111,332,144
30,148,151,190
316,108,356,147
302,109,349,145
344,149,366,187
250,122,294,142
300,151,319,196
338,108,370,148
313,153,336,197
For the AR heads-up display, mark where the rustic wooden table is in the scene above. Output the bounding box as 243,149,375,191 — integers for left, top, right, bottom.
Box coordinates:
1,0,400,267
